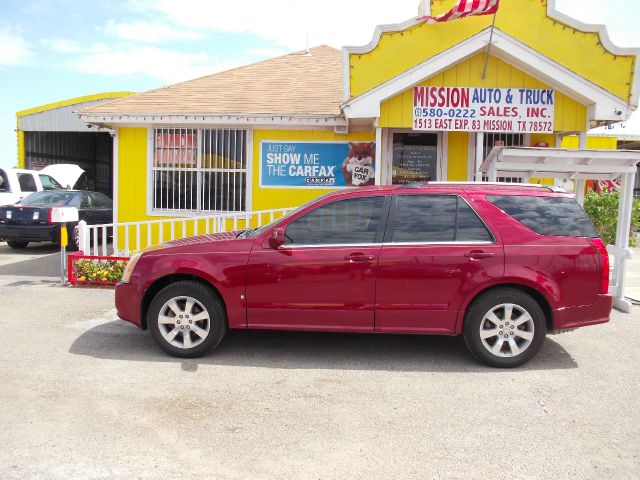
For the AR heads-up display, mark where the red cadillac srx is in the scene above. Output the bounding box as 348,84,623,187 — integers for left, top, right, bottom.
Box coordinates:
115,183,612,367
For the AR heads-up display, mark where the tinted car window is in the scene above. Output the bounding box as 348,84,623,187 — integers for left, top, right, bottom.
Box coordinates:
17,173,37,192
39,174,62,190
487,195,598,237
285,196,385,245
392,195,493,243
81,193,92,208
393,195,456,242
18,191,76,206
457,199,493,242
91,193,113,208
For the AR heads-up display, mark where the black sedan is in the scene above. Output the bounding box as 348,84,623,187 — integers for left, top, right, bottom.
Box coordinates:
0,190,112,249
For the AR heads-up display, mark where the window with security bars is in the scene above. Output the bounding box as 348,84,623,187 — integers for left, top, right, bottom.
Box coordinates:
152,128,247,212
482,133,524,183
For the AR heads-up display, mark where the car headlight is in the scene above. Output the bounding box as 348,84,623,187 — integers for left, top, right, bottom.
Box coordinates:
121,252,143,283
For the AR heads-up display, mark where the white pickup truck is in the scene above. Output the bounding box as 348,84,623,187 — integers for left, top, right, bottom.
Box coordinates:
0,164,87,206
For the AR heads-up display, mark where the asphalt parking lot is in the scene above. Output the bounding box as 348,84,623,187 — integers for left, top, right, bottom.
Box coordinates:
1,241,639,479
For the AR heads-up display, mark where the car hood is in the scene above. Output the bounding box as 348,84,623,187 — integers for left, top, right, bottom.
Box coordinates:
160,231,242,248
41,164,84,189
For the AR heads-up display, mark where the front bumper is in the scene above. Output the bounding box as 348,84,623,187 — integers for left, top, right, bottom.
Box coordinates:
0,224,60,242
115,280,145,329
553,294,613,331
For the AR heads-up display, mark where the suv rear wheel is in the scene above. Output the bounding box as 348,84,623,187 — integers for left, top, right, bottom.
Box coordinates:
463,288,546,368
148,281,226,358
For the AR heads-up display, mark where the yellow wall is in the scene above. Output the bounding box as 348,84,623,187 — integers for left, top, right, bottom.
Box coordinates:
447,132,468,181
561,136,618,149
118,128,148,223
251,129,376,211
350,0,634,103
380,54,587,132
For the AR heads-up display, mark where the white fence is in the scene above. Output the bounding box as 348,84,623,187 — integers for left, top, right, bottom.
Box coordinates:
77,207,295,257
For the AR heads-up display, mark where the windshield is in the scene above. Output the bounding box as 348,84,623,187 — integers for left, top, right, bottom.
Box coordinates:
17,191,76,206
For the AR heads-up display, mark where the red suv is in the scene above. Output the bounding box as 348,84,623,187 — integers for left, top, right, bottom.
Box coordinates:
115,183,612,367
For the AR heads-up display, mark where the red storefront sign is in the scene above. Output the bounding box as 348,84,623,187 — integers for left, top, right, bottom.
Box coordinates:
154,131,197,166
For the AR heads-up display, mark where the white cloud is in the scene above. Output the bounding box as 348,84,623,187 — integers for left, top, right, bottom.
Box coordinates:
41,38,84,53
137,0,421,50
246,47,289,58
104,20,206,43
555,0,640,47
69,45,245,83
0,26,33,65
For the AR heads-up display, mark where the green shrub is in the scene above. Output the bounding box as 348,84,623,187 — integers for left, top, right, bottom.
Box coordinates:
583,188,640,247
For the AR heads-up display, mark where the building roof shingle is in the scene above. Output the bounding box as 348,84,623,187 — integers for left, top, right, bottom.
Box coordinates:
80,45,343,117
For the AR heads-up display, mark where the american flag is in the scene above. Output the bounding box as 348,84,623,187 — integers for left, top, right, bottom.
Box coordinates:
425,0,499,23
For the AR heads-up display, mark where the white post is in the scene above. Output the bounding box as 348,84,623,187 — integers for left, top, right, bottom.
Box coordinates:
374,127,383,185
575,179,586,205
612,172,635,312
102,226,107,256
475,132,485,181
78,220,88,254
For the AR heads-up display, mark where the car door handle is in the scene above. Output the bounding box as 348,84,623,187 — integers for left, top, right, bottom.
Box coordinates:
345,253,374,262
464,250,494,260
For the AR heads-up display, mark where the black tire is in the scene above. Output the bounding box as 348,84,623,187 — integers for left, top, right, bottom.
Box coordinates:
463,288,546,368
6,240,28,249
147,280,227,358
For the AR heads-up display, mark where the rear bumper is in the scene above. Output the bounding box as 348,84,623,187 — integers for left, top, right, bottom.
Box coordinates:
115,280,145,329
552,294,613,331
0,224,59,242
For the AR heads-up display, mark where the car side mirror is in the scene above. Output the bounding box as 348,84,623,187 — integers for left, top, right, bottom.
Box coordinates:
269,227,286,249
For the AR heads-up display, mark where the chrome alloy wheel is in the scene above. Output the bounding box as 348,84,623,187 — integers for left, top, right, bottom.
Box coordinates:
157,296,211,349
479,303,535,358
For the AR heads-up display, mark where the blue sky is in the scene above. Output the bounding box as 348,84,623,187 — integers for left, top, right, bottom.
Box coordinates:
1,0,639,169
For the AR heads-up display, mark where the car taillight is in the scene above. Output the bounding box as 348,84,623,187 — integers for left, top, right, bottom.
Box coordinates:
47,208,53,224
589,238,609,294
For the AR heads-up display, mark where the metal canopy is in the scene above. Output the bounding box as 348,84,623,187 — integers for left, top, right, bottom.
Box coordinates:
480,147,640,180
480,146,640,313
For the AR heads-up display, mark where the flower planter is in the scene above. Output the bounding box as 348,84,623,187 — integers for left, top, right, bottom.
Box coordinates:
67,251,130,286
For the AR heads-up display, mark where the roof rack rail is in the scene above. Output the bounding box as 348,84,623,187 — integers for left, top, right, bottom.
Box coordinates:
427,181,566,192
398,182,429,189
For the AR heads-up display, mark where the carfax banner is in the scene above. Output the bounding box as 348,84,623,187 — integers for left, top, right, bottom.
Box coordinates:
260,141,376,188
413,87,555,134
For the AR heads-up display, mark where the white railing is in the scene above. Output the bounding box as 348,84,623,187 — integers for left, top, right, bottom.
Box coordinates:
77,207,295,257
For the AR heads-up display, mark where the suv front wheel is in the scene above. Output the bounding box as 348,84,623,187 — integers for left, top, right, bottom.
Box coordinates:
463,288,546,368
148,280,227,358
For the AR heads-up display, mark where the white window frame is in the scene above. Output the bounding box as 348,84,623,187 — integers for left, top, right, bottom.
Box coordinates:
146,127,250,216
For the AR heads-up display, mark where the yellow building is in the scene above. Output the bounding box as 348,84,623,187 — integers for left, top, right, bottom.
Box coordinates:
77,0,638,234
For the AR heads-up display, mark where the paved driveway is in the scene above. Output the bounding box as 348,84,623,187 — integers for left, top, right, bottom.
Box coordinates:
0,266,639,479
0,241,61,278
